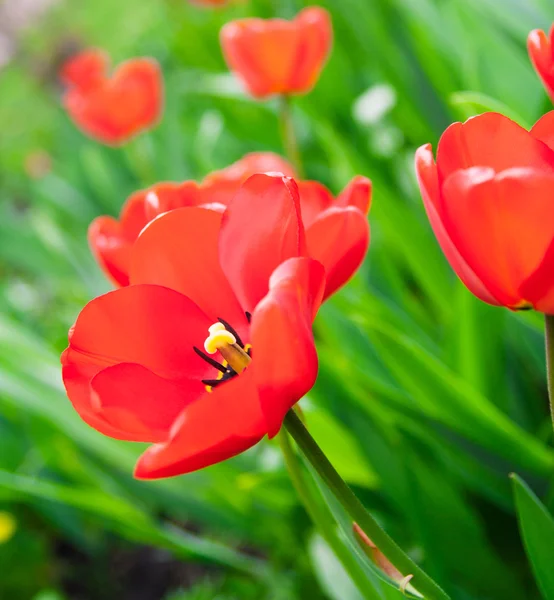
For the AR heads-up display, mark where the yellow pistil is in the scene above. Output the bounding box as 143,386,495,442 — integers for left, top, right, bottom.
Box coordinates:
204,322,251,374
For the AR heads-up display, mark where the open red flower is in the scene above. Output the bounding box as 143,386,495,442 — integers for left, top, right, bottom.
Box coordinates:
62,174,325,478
60,49,163,145
220,7,332,98
89,152,370,298
415,111,554,313
528,26,554,102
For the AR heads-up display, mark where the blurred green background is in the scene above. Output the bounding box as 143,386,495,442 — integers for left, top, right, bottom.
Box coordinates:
1,0,554,598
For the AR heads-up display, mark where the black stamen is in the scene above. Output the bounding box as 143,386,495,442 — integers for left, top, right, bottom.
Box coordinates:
245,311,252,323
193,346,227,373
217,317,244,348
202,378,223,387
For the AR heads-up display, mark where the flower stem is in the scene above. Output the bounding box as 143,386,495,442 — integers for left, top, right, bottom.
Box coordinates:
278,428,381,600
544,314,554,433
283,409,451,600
278,95,304,178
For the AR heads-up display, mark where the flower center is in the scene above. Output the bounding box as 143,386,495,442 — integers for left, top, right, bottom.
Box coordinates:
204,322,251,374
193,317,252,392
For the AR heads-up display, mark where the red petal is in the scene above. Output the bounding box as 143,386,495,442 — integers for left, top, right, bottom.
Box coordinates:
335,176,372,215
88,216,131,287
62,285,214,438
134,367,266,478
251,257,325,437
528,29,554,102
219,173,306,314
435,113,554,184
200,152,296,207
530,111,554,153
415,144,502,306
297,181,334,228
88,191,150,287
130,207,248,336
442,167,554,308
143,181,202,220
90,363,202,442
287,7,333,93
306,206,369,300
60,48,108,89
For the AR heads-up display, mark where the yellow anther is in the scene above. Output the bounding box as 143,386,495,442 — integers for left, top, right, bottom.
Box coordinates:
203,322,251,374
208,322,226,335
204,329,237,354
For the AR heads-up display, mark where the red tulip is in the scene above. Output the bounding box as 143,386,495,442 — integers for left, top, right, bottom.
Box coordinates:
61,49,163,145
415,111,554,313
220,7,332,98
88,152,294,286
189,0,230,5
62,174,325,478
528,26,554,102
89,153,370,299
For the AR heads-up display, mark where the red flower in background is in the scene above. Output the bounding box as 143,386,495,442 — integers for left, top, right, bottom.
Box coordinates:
528,26,554,102
189,0,230,5
220,7,332,98
88,152,295,286
415,111,554,313
89,152,370,299
62,174,325,478
298,176,371,300
60,49,163,145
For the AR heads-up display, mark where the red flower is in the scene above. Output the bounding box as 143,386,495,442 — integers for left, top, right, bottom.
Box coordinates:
189,0,230,5
415,111,554,313
528,26,554,102
89,152,295,286
62,174,325,478
60,49,163,145
220,7,332,98
89,153,370,299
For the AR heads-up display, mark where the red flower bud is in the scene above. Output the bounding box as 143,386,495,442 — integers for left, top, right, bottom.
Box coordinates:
220,7,332,99
415,111,554,313
60,49,163,145
528,26,554,103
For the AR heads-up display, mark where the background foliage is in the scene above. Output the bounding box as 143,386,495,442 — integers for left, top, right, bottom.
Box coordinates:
1,0,553,598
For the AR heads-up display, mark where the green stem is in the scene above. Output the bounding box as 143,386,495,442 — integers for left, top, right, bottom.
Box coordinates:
124,134,155,185
278,95,304,178
279,429,380,600
544,314,554,433
284,410,451,600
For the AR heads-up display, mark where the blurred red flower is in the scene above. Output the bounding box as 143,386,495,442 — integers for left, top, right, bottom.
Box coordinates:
60,49,163,145
62,174,325,478
220,6,332,98
89,152,370,299
415,111,554,313
528,26,554,102
189,0,230,5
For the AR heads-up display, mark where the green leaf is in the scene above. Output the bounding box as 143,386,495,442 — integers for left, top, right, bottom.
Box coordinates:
303,405,379,489
309,534,366,600
449,91,531,128
511,474,554,600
